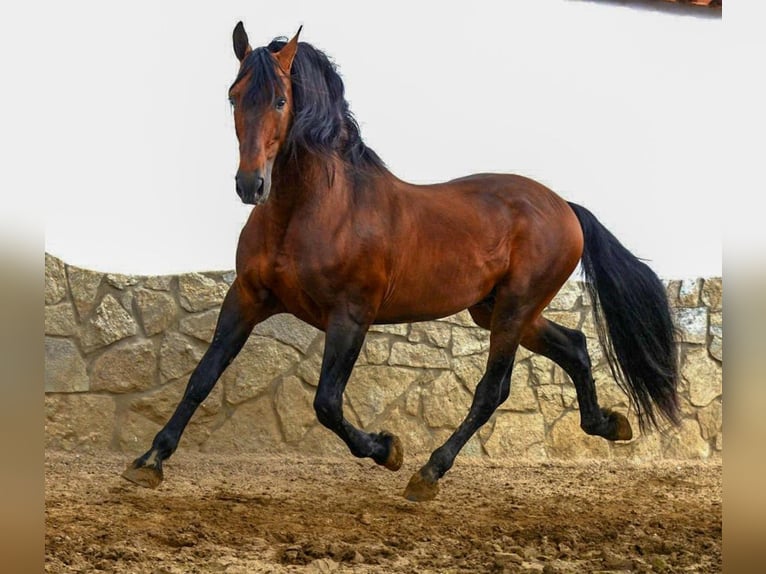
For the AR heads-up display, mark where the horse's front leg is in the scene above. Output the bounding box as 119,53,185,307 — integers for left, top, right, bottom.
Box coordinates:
122,279,275,488
313,316,403,471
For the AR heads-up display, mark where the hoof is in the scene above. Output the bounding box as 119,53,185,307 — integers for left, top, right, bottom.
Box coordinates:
403,469,439,502
122,461,163,489
604,409,633,441
379,431,404,471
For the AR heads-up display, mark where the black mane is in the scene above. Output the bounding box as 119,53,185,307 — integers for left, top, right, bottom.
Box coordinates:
231,38,385,172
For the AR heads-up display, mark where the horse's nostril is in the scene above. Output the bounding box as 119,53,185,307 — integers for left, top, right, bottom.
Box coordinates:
234,172,265,203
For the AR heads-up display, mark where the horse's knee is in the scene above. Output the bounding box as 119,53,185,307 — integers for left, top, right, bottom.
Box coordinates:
473,397,499,427
313,393,342,429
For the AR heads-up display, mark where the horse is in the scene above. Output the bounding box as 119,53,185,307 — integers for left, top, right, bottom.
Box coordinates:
123,22,680,502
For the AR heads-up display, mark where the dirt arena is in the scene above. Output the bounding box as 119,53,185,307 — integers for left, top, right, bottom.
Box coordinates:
45,450,721,573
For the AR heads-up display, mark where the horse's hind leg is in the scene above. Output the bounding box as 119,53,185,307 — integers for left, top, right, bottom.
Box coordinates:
122,280,271,488
312,315,404,471
520,317,632,441
404,293,526,502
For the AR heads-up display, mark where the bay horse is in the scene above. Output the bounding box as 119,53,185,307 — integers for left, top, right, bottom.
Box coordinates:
123,23,679,501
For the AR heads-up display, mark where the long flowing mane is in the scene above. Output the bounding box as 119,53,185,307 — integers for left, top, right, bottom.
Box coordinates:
231,38,385,172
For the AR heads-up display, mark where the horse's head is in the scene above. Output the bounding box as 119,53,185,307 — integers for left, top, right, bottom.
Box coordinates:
229,22,301,205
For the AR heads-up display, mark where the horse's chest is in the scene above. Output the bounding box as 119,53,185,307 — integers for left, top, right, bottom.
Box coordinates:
261,249,328,327
263,251,301,296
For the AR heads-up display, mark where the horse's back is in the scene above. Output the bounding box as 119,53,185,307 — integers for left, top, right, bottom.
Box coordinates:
373,173,583,322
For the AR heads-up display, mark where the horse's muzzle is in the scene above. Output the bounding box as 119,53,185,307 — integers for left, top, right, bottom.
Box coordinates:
235,170,267,205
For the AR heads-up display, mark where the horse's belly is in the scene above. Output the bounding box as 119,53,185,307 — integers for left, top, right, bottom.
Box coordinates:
376,256,502,323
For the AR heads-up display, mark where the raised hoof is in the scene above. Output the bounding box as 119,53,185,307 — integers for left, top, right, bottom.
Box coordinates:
379,431,404,471
604,409,633,441
121,461,163,489
403,469,439,502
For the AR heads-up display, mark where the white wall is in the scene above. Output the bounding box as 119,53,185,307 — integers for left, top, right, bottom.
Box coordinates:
8,1,753,277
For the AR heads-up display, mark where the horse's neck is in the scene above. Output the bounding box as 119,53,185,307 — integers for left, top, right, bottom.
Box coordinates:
270,153,389,214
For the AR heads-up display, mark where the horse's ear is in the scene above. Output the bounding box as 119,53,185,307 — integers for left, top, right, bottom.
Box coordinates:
233,21,252,62
275,26,302,73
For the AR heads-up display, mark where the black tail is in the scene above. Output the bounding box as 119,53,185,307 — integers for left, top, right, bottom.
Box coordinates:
568,202,680,431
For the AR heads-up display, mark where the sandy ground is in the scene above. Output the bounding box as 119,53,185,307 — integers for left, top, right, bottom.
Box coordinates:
45,450,721,573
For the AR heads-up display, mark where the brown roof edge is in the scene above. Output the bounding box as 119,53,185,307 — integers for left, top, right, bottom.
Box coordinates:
662,0,721,6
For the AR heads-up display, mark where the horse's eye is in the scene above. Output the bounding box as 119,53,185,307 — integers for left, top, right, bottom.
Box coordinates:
275,97,287,110
228,97,236,110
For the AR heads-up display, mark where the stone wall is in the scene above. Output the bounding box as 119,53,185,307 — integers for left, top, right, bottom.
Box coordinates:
45,253,722,461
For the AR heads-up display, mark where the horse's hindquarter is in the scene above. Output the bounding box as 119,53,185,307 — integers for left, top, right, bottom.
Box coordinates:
376,174,583,322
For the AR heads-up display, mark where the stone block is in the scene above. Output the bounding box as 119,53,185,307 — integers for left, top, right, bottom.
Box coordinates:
404,386,421,416
67,265,103,319
135,288,178,336
543,310,581,331
274,376,316,443
537,384,565,424
709,312,722,362
547,282,582,311
90,338,157,393
360,335,390,365
179,308,219,343
408,322,452,348
697,399,722,440
253,314,319,354
593,368,631,410
664,280,681,307
223,336,300,404
118,408,212,453
389,341,449,368
701,277,722,312
678,278,702,307
436,310,476,327
296,424,349,457
45,337,88,392
81,294,138,351
451,326,490,357
682,347,722,407
547,410,611,460
45,394,114,451
119,290,134,313
661,418,710,459
368,323,408,336
375,405,436,455
344,365,420,428
499,363,538,412
515,346,534,362
143,275,174,291
452,354,487,390
529,355,555,386
674,307,708,344
159,332,205,382
202,396,283,453
105,273,140,289
483,412,547,460
178,272,228,312
131,375,223,424
45,302,77,336
611,431,663,462
422,372,472,428
296,349,323,387
431,428,483,457
45,254,68,305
